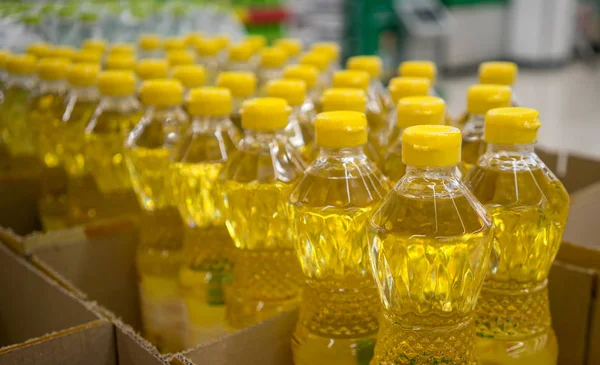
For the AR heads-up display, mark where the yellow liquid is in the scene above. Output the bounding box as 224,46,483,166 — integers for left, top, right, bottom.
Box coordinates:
290,155,388,365
460,114,485,173
370,171,494,365
465,157,569,365
382,135,405,188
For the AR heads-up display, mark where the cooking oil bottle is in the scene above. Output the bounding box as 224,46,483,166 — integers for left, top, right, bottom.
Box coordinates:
283,64,320,116
311,41,340,74
216,71,256,131
300,52,330,95
138,34,163,59
397,61,437,95
26,42,51,59
478,61,519,106
347,55,392,113
274,38,303,64
465,107,569,365
50,45,76,60
81,38,107,55
167,50,196,68
84,71,142,222
105,54,136,72
195,37,221,85
136,59,169,87
369,124,494,365
383,96,446,186
290,110,388,365
33,58,70,230
459,84,511,173
265,79,309,158
225,42,255,72
172,87,240,346
384,77,431,146
1,54,40,178
108,43,136,58
126,79,189,353
245,34,267,68
220,97,306,329
72,49,102,65
257,47,287,93
172,65,206,97
163,36,187,54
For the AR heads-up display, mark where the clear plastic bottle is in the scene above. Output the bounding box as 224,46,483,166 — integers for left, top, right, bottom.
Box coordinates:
347,55,392,113
172,87,240,347
465,107,569,365
274,38,303,65
384,77,431,147
300,51,330,96
195,38,221,86
290,111,388,365
257,47,287,93
478,61,519,106
125,79,189,353
84,71,142,222
32,58,70,231
136,59,169,88
105,54,136,72
220,97,306,329
369,125,494,365
283,64,320,117
383,96,446,186
216,71,256,131
225,42,255,73
167,50,196,68
172,65,206,98
137,33,163,59
459,84,511,173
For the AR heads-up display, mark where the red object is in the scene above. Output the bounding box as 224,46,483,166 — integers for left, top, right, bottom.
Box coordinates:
247,8,288,25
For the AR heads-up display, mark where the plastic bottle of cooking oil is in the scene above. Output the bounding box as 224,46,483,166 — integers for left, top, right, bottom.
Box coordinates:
333,70,388,158
257,47,287,93
1,54,40,178
195,38,221,85
26,42,52,59
172,87,240,347
136,59,169,86
459,84,511,173
172,65,206,97
244,34,267,68
265,79,309,159
283,64,320,115
274,38,303,64
289,110,388,365
216,71,256,131
347,55,392,112
311,41,340,73
81,38,107,55
465,107,569,365
185,32,204,51
369,125,494,365
478,61,519,106
50,45,76,60
138,34,163,59
72,49,102,65
220,97,306,329
384,77,431,147
225,42,255,72
125,79,189,353
108,43,136,58
163,36,187,54
167,50,196,68
60,64,102,227
383,96,446,186
84,71,142,222
33,58,70,230
300,51,330,94
213,34,230,65
105,54,136,72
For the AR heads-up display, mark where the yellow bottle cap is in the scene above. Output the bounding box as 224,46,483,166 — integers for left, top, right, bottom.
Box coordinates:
163,36,186,52
467,84,512,115
300,52,329,72
388,77,431,103
216,71,256,98
195,38,221,57
315,111,367,148
187,87,232,116
105,55,136,71
228,43,253,62
245,35,267,53
37,58,70,80
72,50,102,64
67,63,100,87
260,47,287,68
26,42,51,58
402,125,462,167
332,70,370,91
479,61,518,86
265,79,306,106
213,34,230,50
311,42,340,62
241,97,290,131
396,96,445,129
82,38,107,53
398,61,437,84
274,38,303,57
347,55,382,78
484,107,540,145
321,88,366,112
50,45,76,59
283,64,318,89
6,54,37,75
109,43,135,56
140,79,183,106
0,51,11,69
167,50,195,67
98,71,136,96
136,59,169,81
138,34,162,51
186,32,204,48
172,65,206,89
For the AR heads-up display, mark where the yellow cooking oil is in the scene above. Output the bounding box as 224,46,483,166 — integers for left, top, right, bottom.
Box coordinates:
138,34,163,59
216,71,256,131
369,125,494,365
348,55,393,113
317,88,380,167
125,79,189,353
265,79,310,159
333,70,388,158
32,58,70,230
283,64,320,119
289,111,388,365
257,47,287,93
225,42,255,73
195,37,222,86
478,61,519,106
60,64,102,227
81,38,107,55
464,108,569,365
459,84,511,173
1,54,40,178
84,71,142,222
172,65,206,98
220,97,306,329
300,51,330,97
172,87,240,347
105,54,136,72
383,96,445,187
274,38,303,65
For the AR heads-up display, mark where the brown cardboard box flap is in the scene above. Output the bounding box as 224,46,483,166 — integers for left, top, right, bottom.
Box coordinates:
114,319,169,365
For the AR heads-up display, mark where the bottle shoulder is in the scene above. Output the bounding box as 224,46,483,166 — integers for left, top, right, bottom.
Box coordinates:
126,109,189,149
174,122,241,163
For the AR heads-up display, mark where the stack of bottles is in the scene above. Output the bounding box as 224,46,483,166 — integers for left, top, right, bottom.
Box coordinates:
0,32,569,365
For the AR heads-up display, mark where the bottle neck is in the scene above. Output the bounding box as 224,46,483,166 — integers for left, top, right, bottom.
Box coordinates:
485,142,535,155
68,86,100,102
190,115,232,129
317,145,366,159
99,95,140,112
38,80,67,94
405,165,458,177
8,74,36,88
